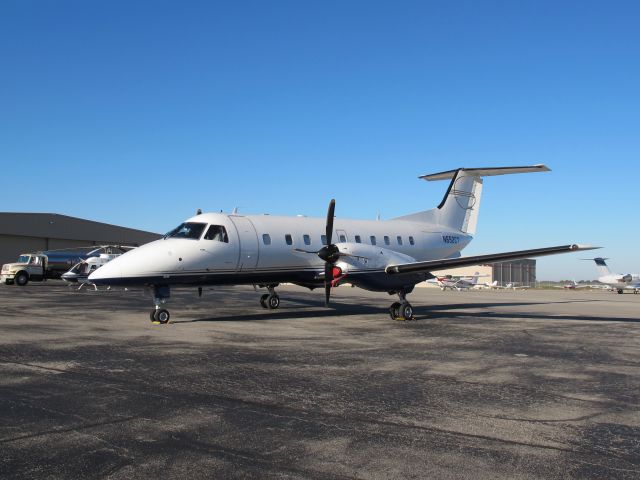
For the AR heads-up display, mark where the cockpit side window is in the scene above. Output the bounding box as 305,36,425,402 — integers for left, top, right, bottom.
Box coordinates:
164,222,207,240
204,225,229,243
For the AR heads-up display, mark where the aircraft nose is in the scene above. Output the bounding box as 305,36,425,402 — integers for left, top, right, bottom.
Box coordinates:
88,260,122,284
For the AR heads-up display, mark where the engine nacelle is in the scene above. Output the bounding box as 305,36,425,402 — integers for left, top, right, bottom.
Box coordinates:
333,243,417,273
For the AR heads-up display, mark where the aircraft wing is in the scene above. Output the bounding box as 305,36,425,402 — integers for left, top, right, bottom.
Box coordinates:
386,244,597,275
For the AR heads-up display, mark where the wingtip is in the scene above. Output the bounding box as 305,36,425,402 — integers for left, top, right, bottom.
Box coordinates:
571,244,601,251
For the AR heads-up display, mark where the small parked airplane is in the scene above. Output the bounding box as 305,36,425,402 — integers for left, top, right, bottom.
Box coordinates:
428,272,489,291
583,258,640,294
491,282,531,290
89,165,596,323
553,280,592,289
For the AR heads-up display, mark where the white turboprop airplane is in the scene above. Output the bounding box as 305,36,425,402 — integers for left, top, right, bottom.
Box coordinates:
89,165,596,323
583,258,640,294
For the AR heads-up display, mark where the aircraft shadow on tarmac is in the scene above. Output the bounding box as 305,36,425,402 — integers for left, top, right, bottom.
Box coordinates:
173,298,639,324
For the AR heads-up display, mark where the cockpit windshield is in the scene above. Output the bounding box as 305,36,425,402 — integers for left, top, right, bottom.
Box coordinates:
69,262,91,275
164,222,207,240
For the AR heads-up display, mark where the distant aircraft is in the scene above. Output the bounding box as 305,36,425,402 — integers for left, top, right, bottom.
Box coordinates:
428,272,489,291
493,282,531,290
553,280,593,289
583,258,640,294
89,165,595,323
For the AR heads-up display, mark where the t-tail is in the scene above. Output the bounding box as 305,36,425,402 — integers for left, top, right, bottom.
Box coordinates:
394,165,550,235
584,257,613,276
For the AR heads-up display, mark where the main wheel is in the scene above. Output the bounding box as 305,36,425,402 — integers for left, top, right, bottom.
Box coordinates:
389,302,401,320
155,309,171,324
15,272,28,286
149,310,157,322
617,289,624,294
260,293,269,308
401,303,414,321
267,295,280,309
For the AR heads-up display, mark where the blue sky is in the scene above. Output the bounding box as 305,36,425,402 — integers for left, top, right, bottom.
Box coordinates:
1,1,638,280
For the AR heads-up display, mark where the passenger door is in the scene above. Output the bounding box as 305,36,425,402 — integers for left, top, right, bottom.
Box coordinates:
229,216,259,271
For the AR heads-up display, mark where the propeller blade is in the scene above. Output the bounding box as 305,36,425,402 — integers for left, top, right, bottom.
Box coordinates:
326,199,335,246
324,263,333,306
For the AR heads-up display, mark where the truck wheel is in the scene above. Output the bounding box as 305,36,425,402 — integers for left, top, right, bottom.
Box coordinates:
15,272,29,286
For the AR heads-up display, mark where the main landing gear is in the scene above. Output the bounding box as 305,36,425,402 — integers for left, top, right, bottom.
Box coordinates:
149,285,171,324
259,284,280,309
389,290,415,321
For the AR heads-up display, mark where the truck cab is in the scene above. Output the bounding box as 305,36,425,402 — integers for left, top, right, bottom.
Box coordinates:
1,254,48,286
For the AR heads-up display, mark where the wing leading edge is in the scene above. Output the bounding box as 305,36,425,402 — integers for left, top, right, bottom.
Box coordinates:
385,244,598,275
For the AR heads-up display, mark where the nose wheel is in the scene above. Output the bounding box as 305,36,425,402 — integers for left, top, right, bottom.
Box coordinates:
150,308,171,324
259,285,280,309
149,285,171,324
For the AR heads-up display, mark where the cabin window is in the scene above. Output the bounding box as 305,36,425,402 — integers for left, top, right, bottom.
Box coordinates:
409,236,415,245
384,236,390,245
321,235,328,245
355,235,361,243
339,234,346,242
285,234,293,245
164,222,207,240
303,234,311,245
204,225,229,243
397,236,403,246
370,235,377,245
262,234,271,245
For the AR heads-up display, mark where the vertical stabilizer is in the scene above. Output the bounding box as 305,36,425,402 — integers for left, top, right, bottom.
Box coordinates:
393,165,550,235
588,257,612,276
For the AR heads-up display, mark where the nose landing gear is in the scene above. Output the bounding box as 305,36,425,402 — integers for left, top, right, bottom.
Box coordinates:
149,285,171,324
259,284,280,309
389,290,415,321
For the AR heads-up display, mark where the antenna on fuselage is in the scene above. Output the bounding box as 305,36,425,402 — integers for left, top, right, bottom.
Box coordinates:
376,212,381,221
196,208,202,215
232,207,238,214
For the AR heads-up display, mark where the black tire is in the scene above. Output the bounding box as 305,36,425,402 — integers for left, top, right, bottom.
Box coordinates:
389,302,401,320
402,304,414,320
267,295,280,309
15,272,28,286
617,289,624,294
156,309,170,324
260,293,269,308
5,279,14,285
150,310,157,322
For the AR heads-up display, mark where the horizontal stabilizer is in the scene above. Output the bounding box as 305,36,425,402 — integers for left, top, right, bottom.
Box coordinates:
386,244,598,275
420,164,550,182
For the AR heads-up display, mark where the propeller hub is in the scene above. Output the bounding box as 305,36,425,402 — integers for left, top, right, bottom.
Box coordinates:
318,244,340,264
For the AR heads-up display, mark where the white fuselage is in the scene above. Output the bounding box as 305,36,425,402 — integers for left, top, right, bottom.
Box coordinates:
90,212,472,292
598,273,640,289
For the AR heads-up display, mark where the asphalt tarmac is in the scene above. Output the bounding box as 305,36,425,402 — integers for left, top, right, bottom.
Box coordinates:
1,282,639,479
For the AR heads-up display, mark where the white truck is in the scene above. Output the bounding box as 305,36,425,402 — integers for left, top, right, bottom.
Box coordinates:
1,253,51,286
